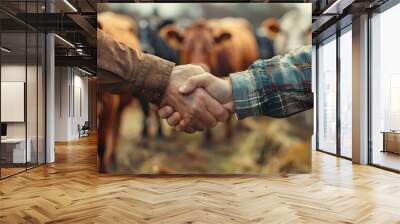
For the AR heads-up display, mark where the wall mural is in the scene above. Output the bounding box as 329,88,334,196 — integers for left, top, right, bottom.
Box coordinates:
97,3,312,174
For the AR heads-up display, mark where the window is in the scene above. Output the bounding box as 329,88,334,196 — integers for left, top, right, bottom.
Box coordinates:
370,3,400,171
339,28,352,158
0,1,47,179
317,36,337,154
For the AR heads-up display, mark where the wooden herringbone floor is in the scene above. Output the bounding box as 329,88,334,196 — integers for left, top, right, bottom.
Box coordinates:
0,136,400,224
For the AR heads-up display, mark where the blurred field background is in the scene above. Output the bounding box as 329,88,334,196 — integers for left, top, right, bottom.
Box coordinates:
98,3,312,174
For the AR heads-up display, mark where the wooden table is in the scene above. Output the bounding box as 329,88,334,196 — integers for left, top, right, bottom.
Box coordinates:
381,131,400,154
1,138,31,164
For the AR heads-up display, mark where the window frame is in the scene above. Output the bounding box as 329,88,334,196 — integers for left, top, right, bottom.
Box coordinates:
315,21,353,160
367,0,400,173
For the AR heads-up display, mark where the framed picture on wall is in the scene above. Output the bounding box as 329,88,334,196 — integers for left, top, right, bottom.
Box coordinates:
1,81,25,122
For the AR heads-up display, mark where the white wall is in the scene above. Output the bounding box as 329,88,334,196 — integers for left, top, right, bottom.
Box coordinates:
55,66,69,141
72,73,89,138
1,63,46,164
1,65,26,140
1,64,26,144
1,65,35,138
54,67,89,141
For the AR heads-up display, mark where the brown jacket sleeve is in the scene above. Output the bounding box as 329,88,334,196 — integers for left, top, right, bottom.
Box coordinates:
97,29,175,104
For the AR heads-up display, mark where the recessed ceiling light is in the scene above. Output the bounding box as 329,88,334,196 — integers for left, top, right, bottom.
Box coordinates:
1,47,11,53
78,67,93,76
54,34,75,48
322,0,354,15
63,0,78,12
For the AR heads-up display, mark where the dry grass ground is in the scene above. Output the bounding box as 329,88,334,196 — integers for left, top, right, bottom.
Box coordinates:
111,101,313,174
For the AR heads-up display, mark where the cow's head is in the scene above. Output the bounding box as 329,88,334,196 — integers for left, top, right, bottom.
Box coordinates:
160,22,232,72
261,12,311,55
98,12,141,51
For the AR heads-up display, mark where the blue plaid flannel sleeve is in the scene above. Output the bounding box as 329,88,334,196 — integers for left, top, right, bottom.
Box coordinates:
229,45,312,120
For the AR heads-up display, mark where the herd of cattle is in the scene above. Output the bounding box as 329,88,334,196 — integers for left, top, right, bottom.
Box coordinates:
97,12,311,172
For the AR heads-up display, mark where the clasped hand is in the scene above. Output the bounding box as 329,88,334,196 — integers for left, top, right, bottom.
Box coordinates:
159,65,234,133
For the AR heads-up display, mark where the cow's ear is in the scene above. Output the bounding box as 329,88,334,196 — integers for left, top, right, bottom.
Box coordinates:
160,25,184,49
262,18,280,38
128,26,137,35
214,32,231,44
268,23,280,33
97,21,103,30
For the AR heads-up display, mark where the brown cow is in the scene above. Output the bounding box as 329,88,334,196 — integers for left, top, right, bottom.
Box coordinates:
160,18,259,141
97,12,164,172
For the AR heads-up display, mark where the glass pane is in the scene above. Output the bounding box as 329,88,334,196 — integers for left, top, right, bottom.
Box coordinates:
339,29,352,158
312,45,317,151
0,1,46,178
38,33,45,165
26,0,38,169
317,37,337,154
371,4,400,171
72,69,89,139
1,31,27,177
27,31,38,169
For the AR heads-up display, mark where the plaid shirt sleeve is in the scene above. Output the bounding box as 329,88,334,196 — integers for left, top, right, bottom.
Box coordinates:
229,45,312,120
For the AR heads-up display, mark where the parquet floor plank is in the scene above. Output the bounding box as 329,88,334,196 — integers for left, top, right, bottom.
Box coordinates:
0,136,399,223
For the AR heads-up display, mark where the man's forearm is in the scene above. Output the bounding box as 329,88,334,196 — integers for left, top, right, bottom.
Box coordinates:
97,30,175,104
229,45,313,119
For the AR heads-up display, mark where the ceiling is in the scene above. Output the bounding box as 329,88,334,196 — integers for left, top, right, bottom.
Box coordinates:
1,0,394,71
310,0,390,43
0,0,97,72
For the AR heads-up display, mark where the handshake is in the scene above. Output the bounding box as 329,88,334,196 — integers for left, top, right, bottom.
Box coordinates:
158,65,235,133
